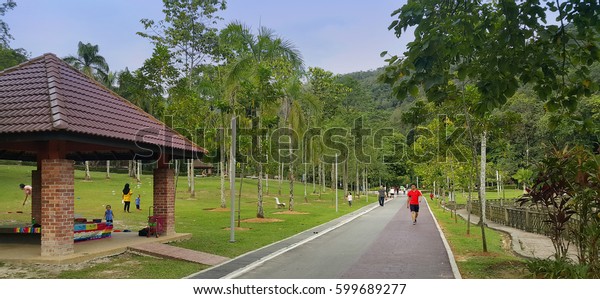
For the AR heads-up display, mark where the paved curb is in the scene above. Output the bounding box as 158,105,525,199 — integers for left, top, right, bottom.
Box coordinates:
129,243,230,266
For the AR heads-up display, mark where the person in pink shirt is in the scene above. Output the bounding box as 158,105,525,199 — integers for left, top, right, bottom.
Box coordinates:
406,184,422,225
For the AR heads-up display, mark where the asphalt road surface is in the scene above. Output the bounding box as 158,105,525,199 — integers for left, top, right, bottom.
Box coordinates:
234,195,457,279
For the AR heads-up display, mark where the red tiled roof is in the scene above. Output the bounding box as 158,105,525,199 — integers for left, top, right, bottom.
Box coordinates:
0,53,207,160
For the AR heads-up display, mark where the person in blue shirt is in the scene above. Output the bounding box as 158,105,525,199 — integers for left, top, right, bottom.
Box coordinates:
104,205,114,224
135,194,141,210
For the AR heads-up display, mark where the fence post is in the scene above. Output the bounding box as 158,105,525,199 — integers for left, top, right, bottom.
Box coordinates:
525,208,530,232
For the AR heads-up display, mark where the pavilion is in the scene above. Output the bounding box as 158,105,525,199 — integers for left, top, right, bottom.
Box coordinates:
0,53,206,257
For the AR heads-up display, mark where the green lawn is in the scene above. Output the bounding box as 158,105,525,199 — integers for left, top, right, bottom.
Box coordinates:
0,164,371,278
434,187,526,205
428,202,529,278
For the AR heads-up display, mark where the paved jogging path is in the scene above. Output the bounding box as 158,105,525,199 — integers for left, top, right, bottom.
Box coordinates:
189,195,459,279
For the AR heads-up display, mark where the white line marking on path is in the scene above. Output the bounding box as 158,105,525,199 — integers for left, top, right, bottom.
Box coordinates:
220,202,383,279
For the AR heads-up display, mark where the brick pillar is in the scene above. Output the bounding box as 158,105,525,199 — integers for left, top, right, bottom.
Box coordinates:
153,168,175,235
31,170,42,225
41,159,74,256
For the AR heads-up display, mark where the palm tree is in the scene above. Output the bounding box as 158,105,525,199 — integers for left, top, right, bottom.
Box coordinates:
64,41,110,181
221,22,303,218
64,41,109,81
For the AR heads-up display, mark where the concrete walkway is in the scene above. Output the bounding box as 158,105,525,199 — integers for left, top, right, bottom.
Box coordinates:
0,232,193,264
129,243,230,266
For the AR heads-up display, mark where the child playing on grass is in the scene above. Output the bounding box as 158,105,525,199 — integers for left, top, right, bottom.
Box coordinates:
104,205,113,224
135,194,141,210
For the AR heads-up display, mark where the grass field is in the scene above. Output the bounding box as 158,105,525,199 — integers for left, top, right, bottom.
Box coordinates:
428,201,529,278
438,187,526,205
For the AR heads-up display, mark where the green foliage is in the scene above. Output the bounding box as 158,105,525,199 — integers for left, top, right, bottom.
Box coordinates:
512,168,534,189
0,45,27,71
0,0,16,47
385,0,600,117
518,147,579,259
518,146,600,277
526,257,591,279
63,41,110,83
307,67,350,120
138,0,226,76
115,44,177,119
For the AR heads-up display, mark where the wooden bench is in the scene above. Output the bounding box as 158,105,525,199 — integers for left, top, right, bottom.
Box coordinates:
275,197,286,209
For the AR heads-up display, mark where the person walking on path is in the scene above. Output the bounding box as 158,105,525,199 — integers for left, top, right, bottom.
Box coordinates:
19,183,32,206
407,184,422,224
104,205,114,224
347,192,353,207
378,185,387,206
122,183,132,213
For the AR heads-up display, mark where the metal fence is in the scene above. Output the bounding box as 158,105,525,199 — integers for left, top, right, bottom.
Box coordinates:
447,199,580,239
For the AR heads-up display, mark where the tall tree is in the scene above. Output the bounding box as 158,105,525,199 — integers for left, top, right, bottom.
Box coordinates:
0,45,27,71
306,67,350,197
220,22,303,217
0,0,16,47
139,0,227,196
383,0,599,251
64,41,111,181
63,41,109,82
0,1,27,72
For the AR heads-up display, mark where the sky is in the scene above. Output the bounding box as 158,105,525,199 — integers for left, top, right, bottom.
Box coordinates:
4,0,410,75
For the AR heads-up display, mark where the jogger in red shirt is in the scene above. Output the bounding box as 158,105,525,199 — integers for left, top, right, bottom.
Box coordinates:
406,184,422,225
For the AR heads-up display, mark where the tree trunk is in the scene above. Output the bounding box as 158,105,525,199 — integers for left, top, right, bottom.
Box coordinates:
442,185,446,210
304,163,308,203
189,159,195,198
257,162,264,217
278,162,283,196
136,160,141,183
355,165,360,198
174,160,180,194
220,124,226,208
128,160,135,177
219,150,227,209
288,135,295,211
461,91,487,251
84,161,91,181
479,130,488,252
318,161,323,200
256,109,264,218
364,167,368,202
266,172,269,195
106,160,110,179
330,163,335,190
343,159,348,198
467,175,473,235
187,159,192,192
312,163,316,194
